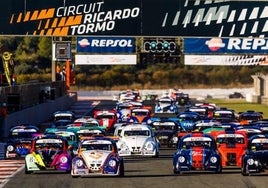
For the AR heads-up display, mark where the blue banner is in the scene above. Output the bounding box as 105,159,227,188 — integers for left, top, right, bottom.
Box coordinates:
77,37,136,53
184,38,268,54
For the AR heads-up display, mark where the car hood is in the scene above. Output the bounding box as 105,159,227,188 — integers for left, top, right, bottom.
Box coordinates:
179,148,214,159
123,136,149,148
81,150,111,166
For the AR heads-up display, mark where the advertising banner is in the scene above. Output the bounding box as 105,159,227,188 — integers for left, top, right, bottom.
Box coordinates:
0,0,268,37
184,38,268,54
75,54,136,65
184,55,268,66
77,37,136,53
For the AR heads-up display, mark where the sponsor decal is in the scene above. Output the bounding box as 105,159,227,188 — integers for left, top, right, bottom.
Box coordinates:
185,38,268,54
77,37,135,53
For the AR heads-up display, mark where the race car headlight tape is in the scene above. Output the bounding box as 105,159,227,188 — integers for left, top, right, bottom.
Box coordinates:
76,159,84,167
210,156,217,163
108,159,117,167
7,145,15,152
60,156,68,163
178,156,185,163
247,158,254,166
145,142,153,150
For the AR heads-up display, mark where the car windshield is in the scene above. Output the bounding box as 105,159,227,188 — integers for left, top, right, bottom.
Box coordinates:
81,144,112,151
124,130,150,136
216,137,245,144
96,114,116,119
35,142,63,150
10,131,37,139
250,138,268,151
182,140,212,149
132,111,149,116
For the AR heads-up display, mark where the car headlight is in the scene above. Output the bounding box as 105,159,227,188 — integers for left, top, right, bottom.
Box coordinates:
178,156,185,163
145,142,153,150
172,136,178,143
60,156,68,163
210,156,217,163
147,119,152,124
170,106,174,110
118,142,128,150
7,145,15,152
247,158,254,165
75,159,84,167
108,159,117,167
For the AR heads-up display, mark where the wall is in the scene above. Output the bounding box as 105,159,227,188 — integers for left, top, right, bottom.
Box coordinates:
1,93,77,139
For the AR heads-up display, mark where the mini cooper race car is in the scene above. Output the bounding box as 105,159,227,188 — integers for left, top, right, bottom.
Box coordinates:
211,129,248,167
241,134,268,176
71,136,124,177
25,134,72,174
116,124,159,157
6,124,40,158
173,132,222,174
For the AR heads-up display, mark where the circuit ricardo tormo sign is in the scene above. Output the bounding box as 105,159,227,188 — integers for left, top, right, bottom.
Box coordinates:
1,0,268,37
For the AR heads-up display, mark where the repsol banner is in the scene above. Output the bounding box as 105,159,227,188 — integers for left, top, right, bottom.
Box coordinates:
1,0,268,37
184,38,268,54
77,37,135,53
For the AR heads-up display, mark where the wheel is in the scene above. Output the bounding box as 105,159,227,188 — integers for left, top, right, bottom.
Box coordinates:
173,167,181,175
24,164,32,174
216,164,222,173
119,162,125,177
241,165,249,176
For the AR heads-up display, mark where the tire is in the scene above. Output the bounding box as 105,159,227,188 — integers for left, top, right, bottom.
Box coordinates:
241,166,249,176
173,167,181,175
119,162,125,177
24,164,32,174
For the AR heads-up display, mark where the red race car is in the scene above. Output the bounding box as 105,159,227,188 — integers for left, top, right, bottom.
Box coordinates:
210,129,248,168
93,110,118,132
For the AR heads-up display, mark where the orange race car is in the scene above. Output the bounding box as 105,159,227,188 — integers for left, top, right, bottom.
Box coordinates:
210,129,248,168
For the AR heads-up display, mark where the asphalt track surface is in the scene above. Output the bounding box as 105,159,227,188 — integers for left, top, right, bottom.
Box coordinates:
1,99,268,188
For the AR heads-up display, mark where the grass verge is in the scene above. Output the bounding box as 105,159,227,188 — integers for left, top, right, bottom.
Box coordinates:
206,98,268,118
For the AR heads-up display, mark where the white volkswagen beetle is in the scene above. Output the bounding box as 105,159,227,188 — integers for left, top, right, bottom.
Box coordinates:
116,124,159,157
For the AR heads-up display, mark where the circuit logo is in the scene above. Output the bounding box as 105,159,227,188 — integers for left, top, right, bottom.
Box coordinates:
205,38,225,52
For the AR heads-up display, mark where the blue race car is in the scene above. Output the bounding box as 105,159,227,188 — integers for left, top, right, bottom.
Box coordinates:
173,132,222,174
241,134,268,176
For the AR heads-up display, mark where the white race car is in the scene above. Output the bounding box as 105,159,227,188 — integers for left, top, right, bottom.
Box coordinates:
116,124,159,157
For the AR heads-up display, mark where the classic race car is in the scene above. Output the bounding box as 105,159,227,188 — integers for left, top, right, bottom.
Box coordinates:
177,111,201,132
93,109,118,132
211,129,248,167
128,107,153,124
116,124,159,157
173,132,222,174
6,124,40,158
52,110,75,122
212,108,236,123
155,96,178,114
45,129,79,156
237,110,263,125
24,134,72,174
241,134,268,176
152,118,179,147
71,136,124,177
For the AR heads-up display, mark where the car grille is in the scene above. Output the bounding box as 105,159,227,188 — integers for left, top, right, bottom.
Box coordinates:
131,147,141,153
89,163,102,171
